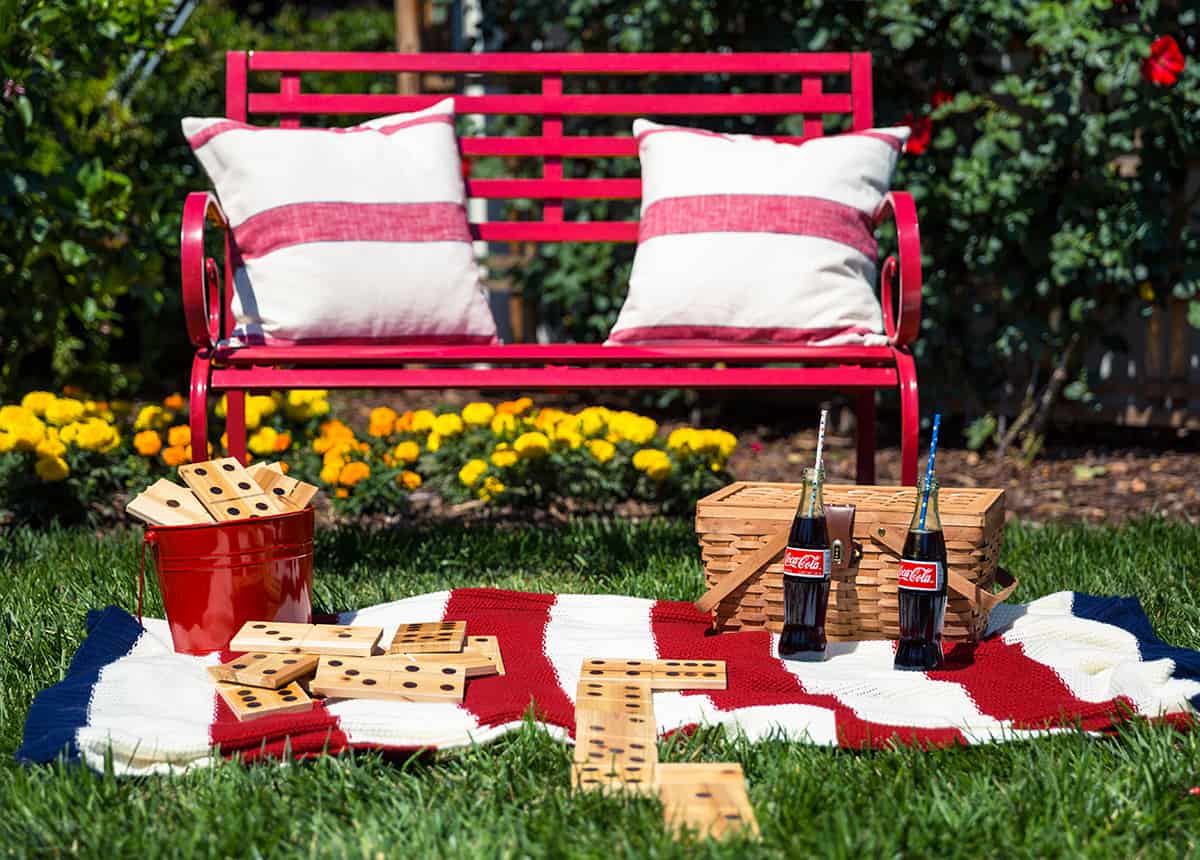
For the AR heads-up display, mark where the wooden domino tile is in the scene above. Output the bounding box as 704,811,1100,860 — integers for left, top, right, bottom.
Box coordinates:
300,624,383,656
208,652,319,689
578,658,656,684
465,635,505,675
652,660,727,691
309,658,466,703
228,621,382,657
246,463,319,510
229,621,313,653
177,457,285,521
363,650,499,679
388,620,466,654
216,680,312,722
126,478,213,526
656,763,760,841
575,679,653,716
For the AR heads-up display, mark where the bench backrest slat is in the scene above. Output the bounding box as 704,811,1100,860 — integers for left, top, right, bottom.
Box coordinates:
225,50,875,243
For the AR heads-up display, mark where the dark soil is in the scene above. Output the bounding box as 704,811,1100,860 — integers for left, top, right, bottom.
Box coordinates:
331,391,1200,525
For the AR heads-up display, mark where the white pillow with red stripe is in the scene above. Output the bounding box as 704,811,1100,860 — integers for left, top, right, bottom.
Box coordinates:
606,120,910,346
182,99,498,345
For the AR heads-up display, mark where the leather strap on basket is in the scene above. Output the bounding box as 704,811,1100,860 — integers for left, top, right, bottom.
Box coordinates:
867,518,1018,611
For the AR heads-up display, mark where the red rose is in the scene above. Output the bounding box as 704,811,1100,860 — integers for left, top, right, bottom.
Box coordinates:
1141,35,1185,87
931,90,954,108
904,113,932,155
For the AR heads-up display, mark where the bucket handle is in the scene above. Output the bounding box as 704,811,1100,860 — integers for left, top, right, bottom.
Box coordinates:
138,530,156,623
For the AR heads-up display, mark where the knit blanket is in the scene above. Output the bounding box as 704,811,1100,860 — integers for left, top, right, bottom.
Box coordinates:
18,588,1200,775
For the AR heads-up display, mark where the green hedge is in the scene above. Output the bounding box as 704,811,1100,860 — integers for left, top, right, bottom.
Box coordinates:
1,1,1196,451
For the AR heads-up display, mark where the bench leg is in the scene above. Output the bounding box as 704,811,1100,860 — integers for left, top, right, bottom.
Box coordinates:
896,349,920,486
225,389,247,464
855,391,876,485
188,353,211,464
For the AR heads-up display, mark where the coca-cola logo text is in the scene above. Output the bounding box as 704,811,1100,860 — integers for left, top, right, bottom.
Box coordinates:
898,559,942,591
783,547,829,579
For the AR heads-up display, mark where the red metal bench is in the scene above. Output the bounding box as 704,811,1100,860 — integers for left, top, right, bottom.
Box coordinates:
182,51,922,485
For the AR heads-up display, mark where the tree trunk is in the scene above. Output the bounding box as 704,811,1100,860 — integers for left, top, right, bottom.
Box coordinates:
996,332,1081,466
395,0,421,94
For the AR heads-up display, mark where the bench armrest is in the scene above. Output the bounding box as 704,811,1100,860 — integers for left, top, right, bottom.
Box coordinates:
180,191,229,349
873,191,922,348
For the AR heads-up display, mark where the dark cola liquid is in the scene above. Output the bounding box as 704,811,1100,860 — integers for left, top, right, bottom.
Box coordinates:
779,515,830,661
894,528,948,671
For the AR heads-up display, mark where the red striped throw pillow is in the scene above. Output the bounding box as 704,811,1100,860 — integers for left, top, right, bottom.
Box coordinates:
182,99,498,345
606,120,911,346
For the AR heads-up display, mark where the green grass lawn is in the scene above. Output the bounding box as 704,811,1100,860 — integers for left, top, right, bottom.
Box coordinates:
2,518,1200,858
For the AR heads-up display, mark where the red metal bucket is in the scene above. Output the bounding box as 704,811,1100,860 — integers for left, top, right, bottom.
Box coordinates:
139,507,314,654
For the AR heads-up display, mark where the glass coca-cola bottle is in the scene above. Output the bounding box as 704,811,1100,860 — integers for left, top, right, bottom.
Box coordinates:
894,476,948,671
779,467,831,662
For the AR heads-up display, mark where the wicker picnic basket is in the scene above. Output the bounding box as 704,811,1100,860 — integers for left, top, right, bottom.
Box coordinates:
694,482,1013,643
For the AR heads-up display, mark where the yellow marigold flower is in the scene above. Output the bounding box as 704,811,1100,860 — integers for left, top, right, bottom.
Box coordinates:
9,417,46,451
319,463,341,485
434,413,464,437
478,475,506,502
278,461,290,474
335,488,349,498
587,439,615,464
458,458,488,487
553,424,584,449
491,413,518,437
285,389,331,421
496,397,534,416
368,406,398,437
632,449,672,481
514,431,550,459
0,405,33,430
248,426,278,456
411,409,437,433
73,419,118,452
612,411,657,445
0,432,13,453
134,430,163,457
426,431,442,452
533,408,566,431
399,470,422,490
394,410,415,433
323,444,352,468
134,405,167,431
577,406,610,437
167,425,190,448
392,440,420,464
84,400,114,421
667,427,695,453
338,461,371,487
36,436,67,459
35,455,69,482
274,431,292,452
491,448,519,468
20,391,56,417
45,398,85,426
162,445,189,467
163,393,185,411
461,402,496,427
313,419,355,454
712,429,737,460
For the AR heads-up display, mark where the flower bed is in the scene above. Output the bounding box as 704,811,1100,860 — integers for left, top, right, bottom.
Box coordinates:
0,390,736,522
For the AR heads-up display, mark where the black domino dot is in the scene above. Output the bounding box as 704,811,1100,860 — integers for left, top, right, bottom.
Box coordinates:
439,684,454,691
363,679,377,686
255,502,268,511
194,467,207,475
238,481,251,490
166,499,180,508
222,463,235,471
226,507,240,515
403,681,417,689
273,487,285,495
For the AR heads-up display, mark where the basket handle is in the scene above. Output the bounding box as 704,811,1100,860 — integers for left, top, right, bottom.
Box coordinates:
694,531,789,614
137,530,156,624
867,518,1018,610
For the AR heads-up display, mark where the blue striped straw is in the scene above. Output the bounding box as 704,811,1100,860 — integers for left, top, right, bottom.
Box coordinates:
917,413,941,531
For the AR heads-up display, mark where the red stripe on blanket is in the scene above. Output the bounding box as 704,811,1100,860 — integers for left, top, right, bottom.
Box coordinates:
938,637,1138,732
648,601,966,749
445,588,576,731
234,201,472,260
211,696,348,761
638,194,877,258
187,113,454,150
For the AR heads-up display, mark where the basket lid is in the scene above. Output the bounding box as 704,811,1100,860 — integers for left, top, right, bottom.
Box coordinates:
695,482,1004,530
